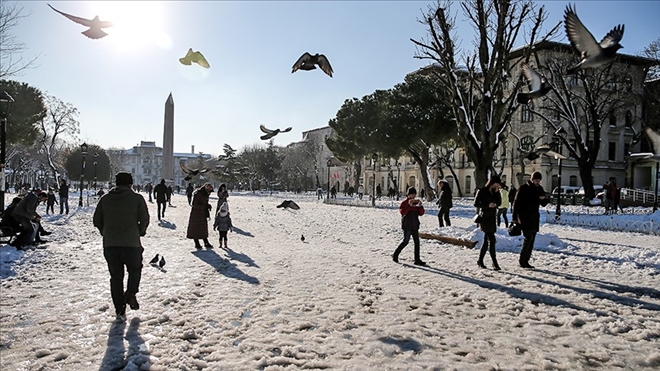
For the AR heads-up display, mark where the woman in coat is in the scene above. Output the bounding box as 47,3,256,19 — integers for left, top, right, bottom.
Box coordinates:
436,179,453,227
474,175,503,270
187,183,214,249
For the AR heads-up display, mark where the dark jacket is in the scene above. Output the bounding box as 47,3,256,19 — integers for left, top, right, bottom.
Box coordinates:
154,183,168,203
213,213,233,232
512,180,548,232
399,199,425,231
93,186,149,248
187,187,211,239
437,182,453,209
47,193,58,205
58,182,69,198
474,187,501,233
13,192,41,222
186,184,194,196
1,197,23,230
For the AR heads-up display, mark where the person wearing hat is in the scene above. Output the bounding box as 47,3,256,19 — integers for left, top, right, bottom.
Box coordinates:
187,182,214,249
93,171,150,318
392,187,427,266
474,175,503,270
512,171,549,269
213,202,233,248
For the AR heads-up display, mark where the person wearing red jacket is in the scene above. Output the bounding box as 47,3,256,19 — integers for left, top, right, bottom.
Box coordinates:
392,187,427,266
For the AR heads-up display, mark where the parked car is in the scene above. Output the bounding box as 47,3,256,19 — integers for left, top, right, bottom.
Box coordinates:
551,186,581,196
578,185,604,205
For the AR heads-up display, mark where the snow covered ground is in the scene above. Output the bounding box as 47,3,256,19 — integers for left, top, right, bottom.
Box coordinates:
1,191,659,370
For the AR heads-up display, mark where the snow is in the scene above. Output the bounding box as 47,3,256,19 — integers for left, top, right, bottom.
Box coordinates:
1,192,659,370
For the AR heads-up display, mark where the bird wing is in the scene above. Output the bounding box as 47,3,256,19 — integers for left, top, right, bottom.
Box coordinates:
316,54,334,77
599,24,624,49
288,201,300,210
179,162,192,175
521,63,542,92
281,127,293,133
198,168,210,174
48,3,93,27
645,127,660,155
292,52,312,73
192,51,210,68
564,4,601,57
179,49,193,65
260,132,277,140
260,124,276,134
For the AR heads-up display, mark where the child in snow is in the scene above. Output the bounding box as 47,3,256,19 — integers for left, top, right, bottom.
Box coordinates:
46,188,58,215
213,202,233,248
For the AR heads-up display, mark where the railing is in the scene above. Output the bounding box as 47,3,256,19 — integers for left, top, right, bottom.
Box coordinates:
620,188,657,205
546,211,660,235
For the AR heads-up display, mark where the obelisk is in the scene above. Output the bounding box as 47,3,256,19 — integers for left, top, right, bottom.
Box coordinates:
162,93,174,182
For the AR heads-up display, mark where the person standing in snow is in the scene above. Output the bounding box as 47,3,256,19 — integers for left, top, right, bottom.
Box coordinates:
186,183,194,205
474,175,503,270
213,202,233,248
497,183,510,228
436,179,453,227
512,171,548,269
187,183,214,249
93,172,150,318
392,187,426,266
153,179,168,220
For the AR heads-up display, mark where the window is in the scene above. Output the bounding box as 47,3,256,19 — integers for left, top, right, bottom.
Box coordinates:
569,175,578,186
521,104,533,122
608,142,616,161
465,176,472,196
625,110,633,128
609,111,617,127
446,176,454,190
606,80,616,90
570,75,579,86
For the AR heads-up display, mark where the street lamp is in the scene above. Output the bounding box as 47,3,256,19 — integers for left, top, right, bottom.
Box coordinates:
396,162,401,200
372,153,378,207
38,164,45,189
0,91,15,216
553,127,567,220
79,143,88,207
326,158,332,200
93,152,99,190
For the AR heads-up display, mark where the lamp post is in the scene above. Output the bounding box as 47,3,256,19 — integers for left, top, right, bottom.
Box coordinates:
395,163,402,198
38,164,45,189
79,143,88,207
371,153,378,207
93,152,99,190
654,161,659,212
0,91,14,216
326,158,332,200
554,127,567,221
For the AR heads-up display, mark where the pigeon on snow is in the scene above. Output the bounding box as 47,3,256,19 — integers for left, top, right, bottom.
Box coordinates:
517,63,552,105
159,256,166,269
180,162,210,181
301,235,305,242
564,4,624,74
48,3,113,39
259,125,292,140
149,254,159,265
276,200,300,210
292,52,333,77
179,48,210,69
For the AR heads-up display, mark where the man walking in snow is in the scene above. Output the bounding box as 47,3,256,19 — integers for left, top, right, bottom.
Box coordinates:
93,172,150,318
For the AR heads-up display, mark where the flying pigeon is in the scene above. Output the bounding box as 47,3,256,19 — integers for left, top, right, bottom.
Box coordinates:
180,162,210,181
300,235,305,242
149,254,159,265
517,63,552,105
276,200,300,210
179,48,210,69
159,256,166,268
292,52,333,77
564,4,624,74
630,128,660,160
259,125,292,140
47,3,113,39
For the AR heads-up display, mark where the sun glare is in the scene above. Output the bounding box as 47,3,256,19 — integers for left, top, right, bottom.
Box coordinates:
88,1,172,51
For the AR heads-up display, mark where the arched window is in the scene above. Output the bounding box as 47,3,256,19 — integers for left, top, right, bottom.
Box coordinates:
609,110,617,127
625,110,633,128
569,175,578,186
446,176,454,190
465,175,472,196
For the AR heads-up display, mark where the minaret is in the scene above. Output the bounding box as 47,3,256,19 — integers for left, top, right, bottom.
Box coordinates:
162,93,174,181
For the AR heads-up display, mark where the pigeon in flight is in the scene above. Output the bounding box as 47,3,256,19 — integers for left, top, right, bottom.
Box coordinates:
260,125,292,140
300,235,305,242
564,4,624,74
292,52,333,77
179,48,210,69
149,254,159,265
159,256,166,269
180,162,210,181
48,3,113,39
517,63,552,105
276,200,300,210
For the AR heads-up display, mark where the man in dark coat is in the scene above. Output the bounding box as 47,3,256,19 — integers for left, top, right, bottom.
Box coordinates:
11,190,48,248
93,172,150,318
436,179,453,227
512,171,549,269
186,183,194,205
58,179,69,214
153,179,168,220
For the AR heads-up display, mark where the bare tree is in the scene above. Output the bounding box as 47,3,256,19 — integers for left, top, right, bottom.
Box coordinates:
411,0,558,187
0,2,39,78
38,94,81,183
642,37,660,81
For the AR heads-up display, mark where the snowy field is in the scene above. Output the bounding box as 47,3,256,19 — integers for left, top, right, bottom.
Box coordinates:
1,191,659,370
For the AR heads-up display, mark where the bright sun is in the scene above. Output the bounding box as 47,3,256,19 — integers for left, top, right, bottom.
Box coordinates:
88,1,172,51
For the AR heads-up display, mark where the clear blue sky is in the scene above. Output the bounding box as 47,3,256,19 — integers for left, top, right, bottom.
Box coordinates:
9,1,660,156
